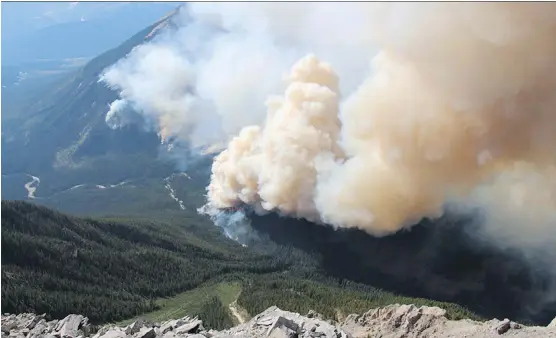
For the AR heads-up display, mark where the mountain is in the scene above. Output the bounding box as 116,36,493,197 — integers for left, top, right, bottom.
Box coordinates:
3,3,555,333
1,2,183,117
1,58,88,92
1,10,183,200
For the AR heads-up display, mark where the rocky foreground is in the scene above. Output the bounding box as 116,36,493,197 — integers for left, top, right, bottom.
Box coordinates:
2,304,556,338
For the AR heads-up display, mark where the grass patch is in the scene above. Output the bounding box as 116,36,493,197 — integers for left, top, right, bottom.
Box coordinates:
117,282,241,326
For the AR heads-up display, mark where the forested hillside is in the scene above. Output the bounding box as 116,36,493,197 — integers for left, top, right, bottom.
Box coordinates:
1,201,478,327
1,201,286,323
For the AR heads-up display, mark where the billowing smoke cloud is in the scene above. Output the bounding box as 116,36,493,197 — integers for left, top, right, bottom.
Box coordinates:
102,3,556,257
206,3,556,241
198,206,259,246
100,3,375,149
100,41,210,144
207,55,344,225
105,99,139,129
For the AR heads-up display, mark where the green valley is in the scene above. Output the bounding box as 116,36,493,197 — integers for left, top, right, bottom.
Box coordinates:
1,200,480,329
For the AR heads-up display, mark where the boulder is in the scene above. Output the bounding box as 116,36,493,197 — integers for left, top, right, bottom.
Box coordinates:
91,326,114,338
266,316,299,338
23,315,44,330
159,319,187,334
125,320,152,336
135,328,156,338
28,319,49,338
56,315,86,338
1,322,17,334
495,319,511,335
97,330,127,338
306,311,323,321
173,320,203,335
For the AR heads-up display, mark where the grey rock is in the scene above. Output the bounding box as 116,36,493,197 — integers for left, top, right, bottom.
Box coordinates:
97,330,127,338
2,323,17,334
256,318,275,327
173,320,188,329
54,319,65,332
6,302,556,338
125,320,152,336
92,326,113,338
135,328,156,338
549,317,556,328
174,320,203,335
23,316,43,331
306,311,323,321
309,325,339,338
266,316,299,338
28,320,48,338
267,329,297,338
510,321,522,330
57,315,86,338
495,318,511,335
160,319,187,334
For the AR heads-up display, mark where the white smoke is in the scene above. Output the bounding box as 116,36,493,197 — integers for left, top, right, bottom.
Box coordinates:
197,205,258,246
100,3,377,147
100,3,556,260
105,99,136,129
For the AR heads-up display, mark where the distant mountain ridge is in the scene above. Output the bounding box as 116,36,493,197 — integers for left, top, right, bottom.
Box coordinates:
2,8,184,199
1,2,183,65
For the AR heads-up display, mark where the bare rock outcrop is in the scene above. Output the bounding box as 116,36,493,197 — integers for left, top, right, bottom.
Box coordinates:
340,304,556,338
1,313,92,338
2,304,556,338
212,306,350,338
340,304,448,337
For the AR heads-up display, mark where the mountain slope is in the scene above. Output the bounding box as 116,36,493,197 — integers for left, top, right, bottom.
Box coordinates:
1,201,479,326
2,10,182,198
0,200,284,323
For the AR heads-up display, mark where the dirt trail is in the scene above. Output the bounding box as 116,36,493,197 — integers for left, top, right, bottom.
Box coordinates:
229,300,247,325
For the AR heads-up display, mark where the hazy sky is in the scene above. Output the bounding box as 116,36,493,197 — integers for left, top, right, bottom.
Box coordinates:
1,2,182,65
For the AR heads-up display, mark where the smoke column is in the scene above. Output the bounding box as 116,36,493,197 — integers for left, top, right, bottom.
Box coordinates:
102,3,556,254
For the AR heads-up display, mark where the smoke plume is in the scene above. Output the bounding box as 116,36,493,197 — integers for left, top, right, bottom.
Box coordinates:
102,3,556,255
